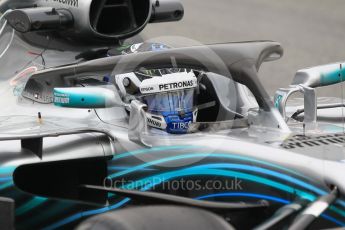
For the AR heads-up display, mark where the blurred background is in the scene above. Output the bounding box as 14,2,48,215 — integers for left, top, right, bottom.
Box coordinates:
142,0,345,96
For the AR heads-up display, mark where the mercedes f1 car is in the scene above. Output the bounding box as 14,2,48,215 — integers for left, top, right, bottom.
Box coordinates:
0,0,344,230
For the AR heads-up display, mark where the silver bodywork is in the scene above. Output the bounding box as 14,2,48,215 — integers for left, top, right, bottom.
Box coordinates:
1,53,345,228
0,4,344,228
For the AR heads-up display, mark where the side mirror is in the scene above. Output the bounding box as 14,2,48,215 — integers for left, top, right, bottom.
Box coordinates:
150,0,184,23
292,62,345,88
273,62,345,126
274,85,316,124
6,7,73,33
53,87,123,109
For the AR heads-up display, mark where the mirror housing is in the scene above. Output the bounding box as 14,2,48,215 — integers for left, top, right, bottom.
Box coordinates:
150,0,184,23
54,87,123,109
6,7,73,33
274,85,317,124
274,62,345,125
292,62,345,88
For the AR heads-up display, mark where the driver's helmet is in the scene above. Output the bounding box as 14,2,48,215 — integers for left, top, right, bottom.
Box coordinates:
115,70,198,134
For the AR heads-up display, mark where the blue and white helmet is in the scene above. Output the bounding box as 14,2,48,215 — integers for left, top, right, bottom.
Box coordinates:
139,71,198,134
115,70,199,134
114,42,199,134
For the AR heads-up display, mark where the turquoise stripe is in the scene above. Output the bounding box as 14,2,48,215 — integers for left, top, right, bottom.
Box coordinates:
0,181,13,190
321,64,345,86
196,192,290,204
125,168,344,218
330,206,345,218
54,88,105,108
322,214,345,226
0,166,15,175
196,192,345,227
0,177,12,182
16,196,48,216
0,167,15,190
110,153,307,179
20,202,76,227
122,168,315,200
189,163,325,195
42,167,345,229
42,198,130,230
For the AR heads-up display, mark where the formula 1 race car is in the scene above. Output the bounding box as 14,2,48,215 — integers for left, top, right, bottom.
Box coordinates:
0,0,345,230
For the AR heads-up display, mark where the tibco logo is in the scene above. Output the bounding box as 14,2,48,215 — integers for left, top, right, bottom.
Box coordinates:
172,121,191,129
52,0,78,7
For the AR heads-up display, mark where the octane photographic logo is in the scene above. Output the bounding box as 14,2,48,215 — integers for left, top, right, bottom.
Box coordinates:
103,177,244,192
111,36,238,167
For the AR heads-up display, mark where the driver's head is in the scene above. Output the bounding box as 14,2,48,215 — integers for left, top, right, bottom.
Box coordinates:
115,71,198,134
140,71,198,134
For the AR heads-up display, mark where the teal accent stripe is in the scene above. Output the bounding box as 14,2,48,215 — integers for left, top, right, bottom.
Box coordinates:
196,192,345,227
0,166,15,175
54,88,105,108
42,198,130,230
110,153,307,180
125,167,344,218
16,196,48,216
0,181,13,190
121,167,345,218
20,202,76,227
0,177,12,182
322,214,345,226
123,168,315,201
189,163,325,195
196,192,290,204
275,95,283,108
0,167,15,190
330,206,345,218
321,65,345,86
42,166,345,229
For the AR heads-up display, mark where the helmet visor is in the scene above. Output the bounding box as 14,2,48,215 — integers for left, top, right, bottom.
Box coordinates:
142,89,195,114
